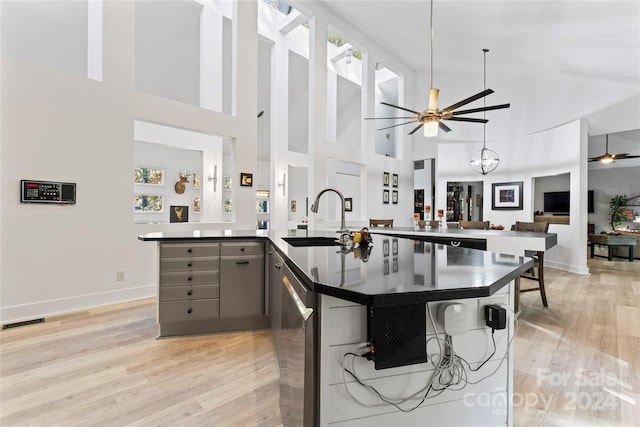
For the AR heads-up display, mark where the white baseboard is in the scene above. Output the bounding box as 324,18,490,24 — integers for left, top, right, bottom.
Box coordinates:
545,260,590,275
1,284,156,326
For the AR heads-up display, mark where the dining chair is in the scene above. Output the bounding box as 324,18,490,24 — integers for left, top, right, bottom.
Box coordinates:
514,221,549,307
429,220,440,228
459,220,490,230
369,219,393,227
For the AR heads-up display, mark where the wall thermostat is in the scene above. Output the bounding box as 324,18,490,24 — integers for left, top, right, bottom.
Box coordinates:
20,180,76,204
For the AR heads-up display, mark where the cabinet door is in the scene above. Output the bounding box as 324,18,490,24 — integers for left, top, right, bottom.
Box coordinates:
269,246,284,359
220,255,264,318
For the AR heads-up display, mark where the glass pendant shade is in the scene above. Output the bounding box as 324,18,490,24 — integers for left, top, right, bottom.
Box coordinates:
423,120,439,137
470,147,500,175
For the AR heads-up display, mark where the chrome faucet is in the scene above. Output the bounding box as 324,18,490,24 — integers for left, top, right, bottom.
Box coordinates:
310,188,350,243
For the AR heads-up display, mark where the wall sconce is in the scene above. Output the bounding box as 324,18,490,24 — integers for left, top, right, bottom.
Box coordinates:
277,173,286,196
208,164,218,192
344,49,353,64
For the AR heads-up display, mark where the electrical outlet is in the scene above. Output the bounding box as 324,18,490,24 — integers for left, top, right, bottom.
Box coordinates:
116,270,125,281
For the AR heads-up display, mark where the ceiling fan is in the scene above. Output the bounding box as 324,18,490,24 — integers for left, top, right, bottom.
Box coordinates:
365,0,510,137
589,134,640,163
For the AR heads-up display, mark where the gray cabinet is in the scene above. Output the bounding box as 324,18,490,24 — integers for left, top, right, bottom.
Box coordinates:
220,241,265,318
156,240,267,337
158,242,220,335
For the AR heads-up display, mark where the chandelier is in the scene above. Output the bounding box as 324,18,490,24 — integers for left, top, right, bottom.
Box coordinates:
470,49,499,175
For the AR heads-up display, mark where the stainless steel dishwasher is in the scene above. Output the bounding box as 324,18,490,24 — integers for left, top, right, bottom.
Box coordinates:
279,263,316,427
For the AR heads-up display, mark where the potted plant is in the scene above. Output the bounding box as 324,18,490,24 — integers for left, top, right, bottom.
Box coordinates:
609,194,628,231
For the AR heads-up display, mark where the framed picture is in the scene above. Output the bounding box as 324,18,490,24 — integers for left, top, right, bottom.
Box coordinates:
392,257,398,273
134,167,164,186
392,173,398,187
382,239,390,256
134,194,163,212
383,172,390,186
169,205,189,223
192,172,201,189
492,181,523,210
383,189,390,204
383,259,390,275
392,238,398,255
193,196,201,213
224,176,232,190
392,190,398,204
257,199,268,214
290,200,297,212
345,197,353,212
224,198,232,213
240,172,253,187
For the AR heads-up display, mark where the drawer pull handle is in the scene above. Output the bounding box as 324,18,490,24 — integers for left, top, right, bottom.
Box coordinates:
241,247,245,252
236,260,250,265
187,289,193,296
274,263,281,270
187,275,193,281
450,241,461,247
187,248,193,253
187,263,192,267
187,308,193,315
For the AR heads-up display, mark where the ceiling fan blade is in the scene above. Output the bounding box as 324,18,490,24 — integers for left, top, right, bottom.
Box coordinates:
376,120,419,131
408,123,424,135
441,89,494,113
451,103,511,116
439,121,452,132
364,116,416,120
446,117,488,124
615,154,640,159
380,102,421,115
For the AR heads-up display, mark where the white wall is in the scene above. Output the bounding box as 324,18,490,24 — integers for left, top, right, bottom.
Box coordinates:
437,120,590,274
588,166,640,233
0,0,259,323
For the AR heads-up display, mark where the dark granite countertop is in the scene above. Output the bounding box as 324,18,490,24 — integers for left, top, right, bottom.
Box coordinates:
139,229,533,306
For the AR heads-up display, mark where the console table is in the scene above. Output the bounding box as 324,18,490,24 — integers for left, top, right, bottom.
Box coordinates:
589,234,636,261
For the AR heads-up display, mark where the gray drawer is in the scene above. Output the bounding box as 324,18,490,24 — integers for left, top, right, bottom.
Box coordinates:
220,241,264,257
160,243,220,259
159,299,220,322
159,257,219,273
160,270,219,286
159,284,220,301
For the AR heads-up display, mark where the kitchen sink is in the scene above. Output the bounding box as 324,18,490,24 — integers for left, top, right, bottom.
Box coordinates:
282,236,343,247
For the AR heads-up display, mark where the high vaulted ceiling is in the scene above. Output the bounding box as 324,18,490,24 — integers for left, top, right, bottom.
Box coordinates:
318,0,640,146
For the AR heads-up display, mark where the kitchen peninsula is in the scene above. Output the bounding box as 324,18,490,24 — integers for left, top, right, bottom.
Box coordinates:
139,228,544,426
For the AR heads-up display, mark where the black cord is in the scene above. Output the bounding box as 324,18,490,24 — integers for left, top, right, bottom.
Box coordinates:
459,329,496,372
342,353,432,413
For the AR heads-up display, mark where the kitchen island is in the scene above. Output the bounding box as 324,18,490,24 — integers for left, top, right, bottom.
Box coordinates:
140,229,538,426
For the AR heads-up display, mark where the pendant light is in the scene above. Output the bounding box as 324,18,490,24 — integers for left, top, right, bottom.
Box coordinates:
470,49,500,175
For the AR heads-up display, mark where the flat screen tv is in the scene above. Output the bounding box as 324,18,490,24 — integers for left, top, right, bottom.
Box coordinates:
588,190,594,213
544,191,570,215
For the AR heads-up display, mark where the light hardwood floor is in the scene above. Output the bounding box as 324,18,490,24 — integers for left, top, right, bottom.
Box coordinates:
1,254,638,426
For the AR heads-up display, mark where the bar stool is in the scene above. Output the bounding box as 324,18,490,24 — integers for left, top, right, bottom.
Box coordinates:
459,220,490,230
369,219,393,227
514,221,549,307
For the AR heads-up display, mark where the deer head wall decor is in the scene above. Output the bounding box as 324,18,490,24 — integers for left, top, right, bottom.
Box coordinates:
174,170,191,194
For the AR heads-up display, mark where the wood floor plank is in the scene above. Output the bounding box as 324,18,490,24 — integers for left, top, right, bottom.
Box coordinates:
1,253,638,426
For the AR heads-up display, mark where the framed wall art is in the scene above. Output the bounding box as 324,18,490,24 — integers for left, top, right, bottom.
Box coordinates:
345,197,353,212
383,172,390,186
134,194,163,212
240,172,253,187
192,172,201,189
392,173,398,187
193,196,201,213
392,190,398,204
383,189,390,204
492,181,523,210
134,167,164,186
170,205,189,223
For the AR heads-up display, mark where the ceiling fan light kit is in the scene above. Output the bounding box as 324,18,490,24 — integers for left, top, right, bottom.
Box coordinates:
589,134,640,164
364,0,510,137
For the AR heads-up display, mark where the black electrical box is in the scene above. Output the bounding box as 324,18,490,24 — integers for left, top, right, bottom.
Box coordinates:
485,304,507,330
367,303,427,370
20,180,76,204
